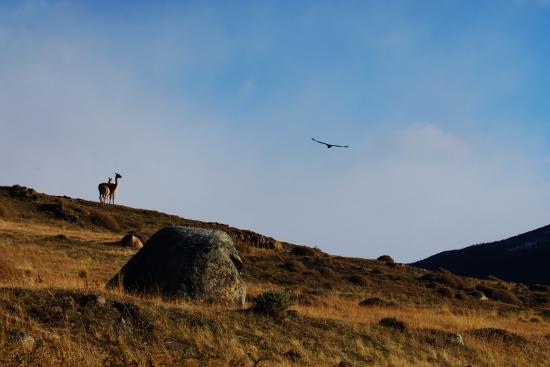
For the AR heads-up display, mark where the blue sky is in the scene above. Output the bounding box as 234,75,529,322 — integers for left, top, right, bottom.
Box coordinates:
2,1,550,261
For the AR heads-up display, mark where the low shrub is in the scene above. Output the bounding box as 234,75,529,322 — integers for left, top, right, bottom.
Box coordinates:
295,294,320,306
290,245,317,256
426,281,439,289
347,275,368,286
487,275,505,283
466,328,526,344
529,284,550,292
283,350,301,362
476,285,521,305
9,185,37,200
454,292,466,300
38,202,79,223
283,259,307,272
419,272,463,289
379,317,407,332
253,291,293,316
436,286,454,298
359,297,397,308
377,255,395,264
318,266,336,277
91,212,120,232
533,294,550,304
273,241,285,252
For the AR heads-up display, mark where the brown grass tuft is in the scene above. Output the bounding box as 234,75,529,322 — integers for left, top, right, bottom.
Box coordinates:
419,271,464,289
347,274,368,286
91,212,120,232
0,258,21,282
0,206,9,219
359,297,397,308
290,245,318,256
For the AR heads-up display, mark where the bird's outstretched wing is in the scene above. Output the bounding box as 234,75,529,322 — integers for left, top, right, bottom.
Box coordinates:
311,138,330,146
311,138,349,148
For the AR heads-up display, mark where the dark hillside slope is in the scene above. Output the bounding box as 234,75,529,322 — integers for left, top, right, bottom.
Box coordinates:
413,225,550,284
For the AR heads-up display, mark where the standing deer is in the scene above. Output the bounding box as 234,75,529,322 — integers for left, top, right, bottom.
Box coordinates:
108,173,122,204
98,177,112,204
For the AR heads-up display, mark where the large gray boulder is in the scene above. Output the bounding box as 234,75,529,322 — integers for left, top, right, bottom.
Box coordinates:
107,226,246,307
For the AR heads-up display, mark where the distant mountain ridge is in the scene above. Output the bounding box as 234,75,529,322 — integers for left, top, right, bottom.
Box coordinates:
412,224,550,285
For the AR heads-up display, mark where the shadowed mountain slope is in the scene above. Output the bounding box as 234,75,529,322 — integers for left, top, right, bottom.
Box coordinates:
413,225,550,285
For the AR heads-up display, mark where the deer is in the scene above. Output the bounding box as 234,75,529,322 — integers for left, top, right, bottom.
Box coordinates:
108,173,122,204
98,177,112,204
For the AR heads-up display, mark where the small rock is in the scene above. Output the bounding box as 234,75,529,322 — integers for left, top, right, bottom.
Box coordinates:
96,295,106,306
120,233,144,249
471,290,488,301
447,333,464,345
78,294,106,307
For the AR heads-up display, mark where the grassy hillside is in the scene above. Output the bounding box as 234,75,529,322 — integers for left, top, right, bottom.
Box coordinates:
413,224,550,285
0,185,549,366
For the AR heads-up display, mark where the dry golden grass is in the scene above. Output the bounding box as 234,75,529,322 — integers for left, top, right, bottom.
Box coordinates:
294,294,549,338
0,218,130,286
1,270,549,366
0,219,119,241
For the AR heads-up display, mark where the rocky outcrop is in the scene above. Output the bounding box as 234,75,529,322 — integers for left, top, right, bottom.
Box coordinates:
231,230,285,251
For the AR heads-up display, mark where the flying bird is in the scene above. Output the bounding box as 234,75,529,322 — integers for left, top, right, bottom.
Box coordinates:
311,138,349,149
